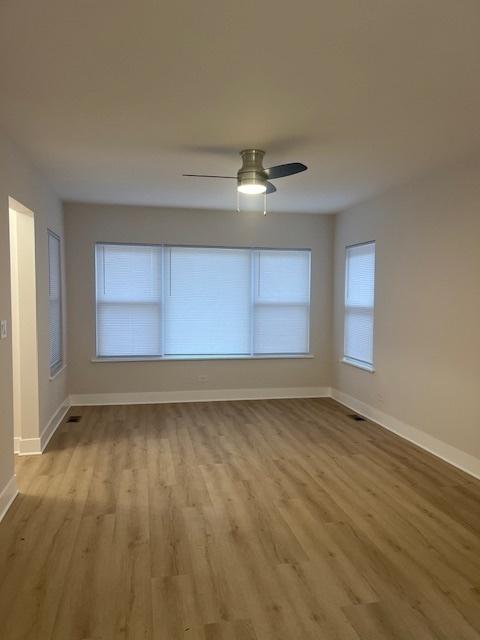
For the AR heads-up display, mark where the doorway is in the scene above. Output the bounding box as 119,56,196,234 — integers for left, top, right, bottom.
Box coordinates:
8,198,40,453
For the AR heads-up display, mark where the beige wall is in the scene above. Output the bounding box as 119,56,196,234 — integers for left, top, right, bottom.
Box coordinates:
64,203,333,396
333,158,480,459
0,129,67,497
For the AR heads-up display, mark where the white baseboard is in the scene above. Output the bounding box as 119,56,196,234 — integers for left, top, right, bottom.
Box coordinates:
16,437,42,456
331,388,480,481
69,386,331,407
16,399,70,456
40,401,70,451
0,476,18,523
13,437,20,455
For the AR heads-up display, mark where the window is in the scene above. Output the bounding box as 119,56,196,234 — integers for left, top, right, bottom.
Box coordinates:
165,246,251,356
96,244,163,357
253,250,310,354
48,230,63,375
343,241,375,371
95,243,311,358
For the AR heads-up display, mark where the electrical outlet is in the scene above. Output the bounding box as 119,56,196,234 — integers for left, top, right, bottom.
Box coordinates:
0,320,7,339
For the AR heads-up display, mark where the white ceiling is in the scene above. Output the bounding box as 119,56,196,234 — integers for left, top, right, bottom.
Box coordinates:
1,0,480,213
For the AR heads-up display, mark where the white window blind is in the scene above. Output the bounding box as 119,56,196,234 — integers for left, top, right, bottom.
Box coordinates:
344,242,375,368
96,244,163,356
95,244,311,358
253,250,311,354
48,230,63,374
165,247,251,355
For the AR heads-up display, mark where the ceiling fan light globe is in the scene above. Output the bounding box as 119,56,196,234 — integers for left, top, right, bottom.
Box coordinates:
237,183,267,195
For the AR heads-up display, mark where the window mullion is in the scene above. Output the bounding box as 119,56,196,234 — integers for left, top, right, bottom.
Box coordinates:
250,249,256,356
160,245,167,357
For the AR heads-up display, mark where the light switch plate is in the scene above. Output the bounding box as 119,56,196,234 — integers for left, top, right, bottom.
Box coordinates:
0,320,7,339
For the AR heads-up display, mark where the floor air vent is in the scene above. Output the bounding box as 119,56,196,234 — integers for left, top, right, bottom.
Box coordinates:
66,415,82,423
349,414,366,422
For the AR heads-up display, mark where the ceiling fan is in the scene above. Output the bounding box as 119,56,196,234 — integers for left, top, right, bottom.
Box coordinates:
183,149,307,196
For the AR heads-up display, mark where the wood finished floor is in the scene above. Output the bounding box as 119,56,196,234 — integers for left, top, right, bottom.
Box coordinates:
1,398,480,640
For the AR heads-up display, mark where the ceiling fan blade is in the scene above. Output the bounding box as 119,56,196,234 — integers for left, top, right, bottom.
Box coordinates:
183,174,236,179
265,162,307,180
266,181,277,194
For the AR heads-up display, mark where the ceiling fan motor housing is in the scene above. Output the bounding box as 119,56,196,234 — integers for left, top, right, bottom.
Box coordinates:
237,149,267,189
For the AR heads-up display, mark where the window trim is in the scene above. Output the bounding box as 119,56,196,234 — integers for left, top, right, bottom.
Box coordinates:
48,229,63,377
342,240,376,371
341,356,375,373
94,241,312,360
92,354,314,363
49,363,68,380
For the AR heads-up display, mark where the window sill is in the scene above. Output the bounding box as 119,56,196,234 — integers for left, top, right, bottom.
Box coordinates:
92,354,314,363
341,357,375,373
49,363,67,380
